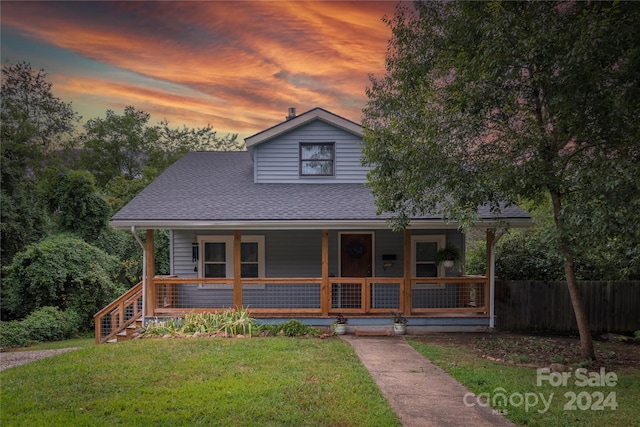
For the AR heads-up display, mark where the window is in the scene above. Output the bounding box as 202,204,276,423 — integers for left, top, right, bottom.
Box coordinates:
204,241,229,278
198,236,265,279
300,143,335,176
411,235,446,282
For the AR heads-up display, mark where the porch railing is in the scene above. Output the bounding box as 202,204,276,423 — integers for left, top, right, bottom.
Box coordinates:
150,276,488,317
94,281,143,344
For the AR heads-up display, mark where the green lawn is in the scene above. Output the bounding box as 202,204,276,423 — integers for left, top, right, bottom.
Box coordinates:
408,337,640,427
9,335,95,351
1,337,401,426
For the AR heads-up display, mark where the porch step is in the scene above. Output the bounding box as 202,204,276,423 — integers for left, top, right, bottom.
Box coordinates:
113,320,142,343
354,329,391,337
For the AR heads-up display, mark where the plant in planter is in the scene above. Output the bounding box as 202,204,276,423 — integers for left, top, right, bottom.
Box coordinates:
436,245,461,269
391,311,407,335
331,313,348,335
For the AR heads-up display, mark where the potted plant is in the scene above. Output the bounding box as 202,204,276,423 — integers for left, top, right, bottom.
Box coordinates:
332,314,348,335
436,245,461,269
391,311,407,335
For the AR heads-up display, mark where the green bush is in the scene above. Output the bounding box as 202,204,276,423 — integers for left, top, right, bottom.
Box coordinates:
260,319,321,337
144,308,258,337
2,234,125,329
0,321,33,349
0,307,81,349
22,307,81,343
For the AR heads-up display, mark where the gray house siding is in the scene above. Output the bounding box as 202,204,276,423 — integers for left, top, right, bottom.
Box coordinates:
254,121,368,184
169,228,466,310
172,229,465,279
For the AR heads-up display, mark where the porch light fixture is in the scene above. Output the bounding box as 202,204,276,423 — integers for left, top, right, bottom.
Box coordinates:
192,243,199,262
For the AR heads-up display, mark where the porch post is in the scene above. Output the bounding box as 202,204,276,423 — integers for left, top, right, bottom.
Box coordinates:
321,229,329,317
486,229,495,328
145,229,155,317
403,229,412,316
233,230,242,308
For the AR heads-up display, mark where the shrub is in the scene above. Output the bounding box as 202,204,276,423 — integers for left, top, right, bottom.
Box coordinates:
3,234,125,329
260,319,321,337
0,321,33,349
21,307,81,343
0,307,81,349
143,308,258,337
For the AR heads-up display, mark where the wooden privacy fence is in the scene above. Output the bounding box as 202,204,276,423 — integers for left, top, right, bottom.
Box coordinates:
495,281,640,334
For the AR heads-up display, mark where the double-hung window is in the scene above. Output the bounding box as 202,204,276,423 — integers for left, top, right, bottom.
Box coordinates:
300,143,335,176
411,235,446,288
198,236,265,281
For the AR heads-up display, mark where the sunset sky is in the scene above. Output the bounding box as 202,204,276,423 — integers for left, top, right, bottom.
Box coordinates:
1,1,400,140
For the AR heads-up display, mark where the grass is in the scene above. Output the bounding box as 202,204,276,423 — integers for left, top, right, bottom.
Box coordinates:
7,335,95,351
1,337,401,426
408,337,640,427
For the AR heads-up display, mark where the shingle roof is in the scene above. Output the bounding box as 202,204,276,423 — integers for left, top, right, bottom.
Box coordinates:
110,151,531,229
245,107,362,150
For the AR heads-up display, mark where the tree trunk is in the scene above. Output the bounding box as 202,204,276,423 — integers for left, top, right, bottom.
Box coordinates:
550,190,596,360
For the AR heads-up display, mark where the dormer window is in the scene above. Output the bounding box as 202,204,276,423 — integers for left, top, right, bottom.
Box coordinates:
300,143,335,176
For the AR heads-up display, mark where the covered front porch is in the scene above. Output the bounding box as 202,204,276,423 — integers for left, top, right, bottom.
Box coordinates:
95,228,500,343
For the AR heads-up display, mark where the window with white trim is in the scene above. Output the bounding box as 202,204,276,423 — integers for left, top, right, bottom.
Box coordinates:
198,235,265,279
300,142,335,176
411,235,446,278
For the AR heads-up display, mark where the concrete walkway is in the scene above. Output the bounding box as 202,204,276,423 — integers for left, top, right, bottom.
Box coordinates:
341,335,514,427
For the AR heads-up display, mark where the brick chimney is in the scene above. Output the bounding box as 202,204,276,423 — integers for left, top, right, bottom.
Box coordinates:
286,107,296,120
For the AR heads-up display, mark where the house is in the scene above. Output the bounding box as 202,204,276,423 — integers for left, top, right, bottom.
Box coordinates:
96,107,531,343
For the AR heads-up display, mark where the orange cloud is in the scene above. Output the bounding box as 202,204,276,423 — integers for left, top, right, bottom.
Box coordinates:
1,1,397,137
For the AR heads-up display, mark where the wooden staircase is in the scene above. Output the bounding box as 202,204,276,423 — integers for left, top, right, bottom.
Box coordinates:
94,282,144,344
108,318,144,343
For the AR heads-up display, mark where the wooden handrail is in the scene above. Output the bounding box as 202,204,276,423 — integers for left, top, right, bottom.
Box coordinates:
94,281,143,344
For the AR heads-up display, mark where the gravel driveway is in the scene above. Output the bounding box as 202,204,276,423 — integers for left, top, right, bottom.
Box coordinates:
0,348,79,371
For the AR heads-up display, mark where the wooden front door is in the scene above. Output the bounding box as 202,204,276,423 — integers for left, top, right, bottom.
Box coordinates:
341,233,373,277
338,234,372,309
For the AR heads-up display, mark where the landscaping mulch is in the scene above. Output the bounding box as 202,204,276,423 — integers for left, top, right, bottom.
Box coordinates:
415,332,640,372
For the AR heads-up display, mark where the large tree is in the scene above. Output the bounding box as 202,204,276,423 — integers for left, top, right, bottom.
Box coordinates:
80,106,241,190
1,61,81,262
363,1,640,360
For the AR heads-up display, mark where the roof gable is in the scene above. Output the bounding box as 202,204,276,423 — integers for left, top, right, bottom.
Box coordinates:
245,108,362,154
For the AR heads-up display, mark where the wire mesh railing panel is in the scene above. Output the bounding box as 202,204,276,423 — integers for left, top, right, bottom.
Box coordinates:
156,283,234,309
369,282,401,310
412,281,485,309
99,313,113,339
242,283,321,309
331,282,362,309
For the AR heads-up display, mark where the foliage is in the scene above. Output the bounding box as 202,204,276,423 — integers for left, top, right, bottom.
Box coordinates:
0,61,80,264
2,234,124,328
435,245,461,266
391,311,406,325
363,0,640,360
0,307,80,349
468,224,639,281
39,168,111,241
79,106,241,189
335,313,348,324
0,321,31,349
260,319,322,337
143,308,258,337
0,338,400,426
0,61,79,170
